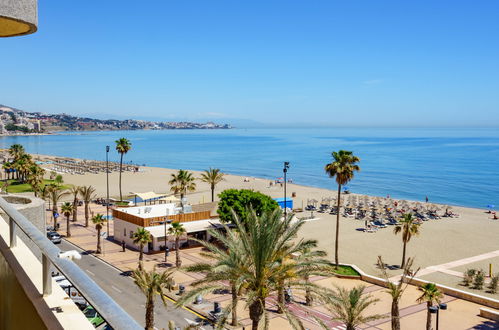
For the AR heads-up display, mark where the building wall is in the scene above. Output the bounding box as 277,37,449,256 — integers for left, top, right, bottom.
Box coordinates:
113,218,150,252
0,194,46,260
0,251,47,330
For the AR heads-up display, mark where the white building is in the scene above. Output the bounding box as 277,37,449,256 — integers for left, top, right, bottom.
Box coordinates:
113,203,220,253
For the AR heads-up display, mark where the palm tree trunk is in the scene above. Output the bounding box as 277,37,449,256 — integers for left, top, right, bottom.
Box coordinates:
391,300,400,330
249,300,264,330
175,237,181,267
139,244,144,261
305,274,313,306
231,283,238,326
66,215,71,237
346,324,355,330
73,198,78,222
335,184,341,267
401,241,407,269
119,153,123,201
277,281,284,313
85,202,89,227
96,229,101,254
426,302,432,330
53,204,58,230
211,184,215,202
145,292,155,330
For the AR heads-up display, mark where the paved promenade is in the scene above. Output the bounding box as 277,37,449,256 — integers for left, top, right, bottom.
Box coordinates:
52,203,499,329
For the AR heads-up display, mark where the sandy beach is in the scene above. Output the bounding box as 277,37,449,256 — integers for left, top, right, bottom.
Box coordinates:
36,154,499,297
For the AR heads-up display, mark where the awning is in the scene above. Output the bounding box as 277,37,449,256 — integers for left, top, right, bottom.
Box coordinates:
145,219,221,238
130,191,167,201
157,196,181,203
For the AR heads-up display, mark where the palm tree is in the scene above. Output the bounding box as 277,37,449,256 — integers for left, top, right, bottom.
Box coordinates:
132,228,152,267
318,285,382,330
27,164,45,197
115,137,132,201
178,226,249,327
417,283,443,330
393,213,421,268
47,185,69,229
9,144,25,162
69,186,81,222
199,168,225,202
79,185,96,227
168,222,186,268
169,169,196,208
91,213,107,254
132,266,175,330
324,150,360,267
61,202,74,237
223,209,330,330
377,256,420,330
2,161,13,180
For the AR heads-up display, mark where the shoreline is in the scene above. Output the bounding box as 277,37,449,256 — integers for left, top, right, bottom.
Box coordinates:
27,152,488,211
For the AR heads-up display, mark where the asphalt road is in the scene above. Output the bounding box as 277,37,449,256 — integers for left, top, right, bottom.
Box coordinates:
57,240,211,329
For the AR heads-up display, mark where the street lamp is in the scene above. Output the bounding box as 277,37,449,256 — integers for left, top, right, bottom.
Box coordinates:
429,303,447,330
106,145,110,236
283,162,290,219
163,218,172,263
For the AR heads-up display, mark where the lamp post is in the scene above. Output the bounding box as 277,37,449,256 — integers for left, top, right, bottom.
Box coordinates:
429,303,447,330
164,218,172,263
106,145,110,235
283,162,290,219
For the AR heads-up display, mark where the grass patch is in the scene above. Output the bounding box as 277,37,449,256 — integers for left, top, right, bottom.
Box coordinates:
5,179,72,193
332,265,361,276
116,201,130,206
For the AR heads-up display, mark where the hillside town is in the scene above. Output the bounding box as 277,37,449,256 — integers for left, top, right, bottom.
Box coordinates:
0,105,231,135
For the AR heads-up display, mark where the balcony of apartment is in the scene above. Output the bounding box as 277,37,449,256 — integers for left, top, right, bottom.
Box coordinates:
0,194,141,330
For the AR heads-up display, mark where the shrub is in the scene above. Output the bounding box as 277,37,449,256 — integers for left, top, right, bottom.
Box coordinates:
463,268,476,287
488,274,499,294
473,270,485,290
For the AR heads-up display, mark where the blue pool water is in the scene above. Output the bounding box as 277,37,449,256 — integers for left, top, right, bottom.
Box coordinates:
1,127,498,209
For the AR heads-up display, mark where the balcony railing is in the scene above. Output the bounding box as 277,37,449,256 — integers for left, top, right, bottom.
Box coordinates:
0,196,141,330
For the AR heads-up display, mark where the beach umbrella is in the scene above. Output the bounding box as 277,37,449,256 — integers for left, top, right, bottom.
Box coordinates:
487,204,495,209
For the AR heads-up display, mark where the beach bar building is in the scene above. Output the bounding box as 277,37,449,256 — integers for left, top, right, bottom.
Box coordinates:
113,202,220,253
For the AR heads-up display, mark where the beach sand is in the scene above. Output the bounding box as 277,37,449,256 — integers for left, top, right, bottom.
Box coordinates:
38,156,499,291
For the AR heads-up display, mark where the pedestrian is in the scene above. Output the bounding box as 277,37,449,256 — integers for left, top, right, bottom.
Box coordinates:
425,196,429,203
121,240,126,252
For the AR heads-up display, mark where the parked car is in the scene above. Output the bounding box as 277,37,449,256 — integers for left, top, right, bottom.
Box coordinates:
47,231,62,244
53,275,88,309
83,306,105,327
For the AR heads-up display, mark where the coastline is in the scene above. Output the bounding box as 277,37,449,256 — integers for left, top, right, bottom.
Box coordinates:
8,152,499,292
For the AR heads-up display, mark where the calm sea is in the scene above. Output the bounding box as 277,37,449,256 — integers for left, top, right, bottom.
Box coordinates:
1,128,498,209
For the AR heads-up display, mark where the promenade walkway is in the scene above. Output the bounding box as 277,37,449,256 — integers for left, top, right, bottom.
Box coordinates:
51,203,499,330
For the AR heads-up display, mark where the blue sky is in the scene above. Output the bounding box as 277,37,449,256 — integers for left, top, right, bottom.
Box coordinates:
1,1,498,127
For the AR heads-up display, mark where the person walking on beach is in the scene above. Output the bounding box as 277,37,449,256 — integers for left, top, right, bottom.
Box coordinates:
425,196,429,203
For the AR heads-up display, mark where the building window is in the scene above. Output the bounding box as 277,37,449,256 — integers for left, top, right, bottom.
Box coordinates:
129,231,133,238
124,228,126,237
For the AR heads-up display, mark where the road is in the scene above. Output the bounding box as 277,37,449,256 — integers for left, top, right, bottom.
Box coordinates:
58,240,211,329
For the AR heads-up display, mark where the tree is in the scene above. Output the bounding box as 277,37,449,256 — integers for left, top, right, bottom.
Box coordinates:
8,144,25,162
324,150,360,267
132,266,175,330
47,185,69,229
168,222,186,268
27,164,45,196
133,228,152,267
393,213,421,268
91,213,107,254
2,161,13,180
202,208,330,330
69,186,81,222
79,185,96,227
169,169,196,208
417,283,443,330
318,285,381,330
377,256,419,330
216,189,278,225
199,168,225,202
61,202,74,237
115,137,132,201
